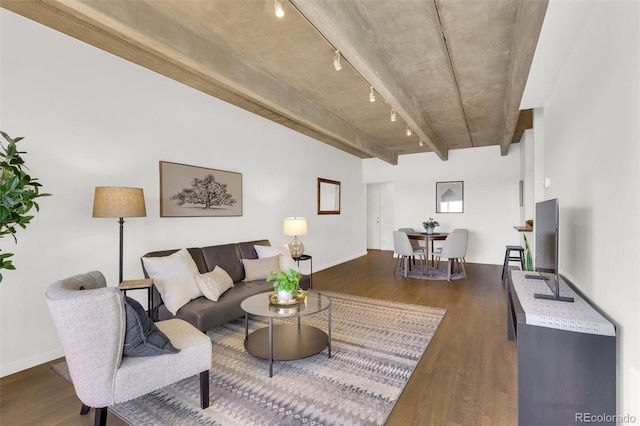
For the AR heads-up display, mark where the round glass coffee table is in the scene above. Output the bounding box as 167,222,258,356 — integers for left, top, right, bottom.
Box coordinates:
241,291,332,377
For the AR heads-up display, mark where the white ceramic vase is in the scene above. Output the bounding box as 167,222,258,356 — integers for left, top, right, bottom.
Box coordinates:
426,227,434,234
277,290,293,302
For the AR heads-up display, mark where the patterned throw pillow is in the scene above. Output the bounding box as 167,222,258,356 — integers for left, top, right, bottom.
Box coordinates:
196,266,234,302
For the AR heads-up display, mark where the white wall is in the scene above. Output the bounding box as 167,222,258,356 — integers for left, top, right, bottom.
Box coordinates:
363,145,522,264
526,1,639,418
0,10,366,376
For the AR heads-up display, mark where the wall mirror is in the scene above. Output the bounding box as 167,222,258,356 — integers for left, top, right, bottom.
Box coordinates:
318,178,341,215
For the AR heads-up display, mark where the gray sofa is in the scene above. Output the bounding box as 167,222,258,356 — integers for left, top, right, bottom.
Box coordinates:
141,239,311,332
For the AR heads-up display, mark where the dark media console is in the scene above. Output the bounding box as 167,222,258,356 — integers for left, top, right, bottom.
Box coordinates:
524,274,549,280
525,273,575,302
508,271,616,426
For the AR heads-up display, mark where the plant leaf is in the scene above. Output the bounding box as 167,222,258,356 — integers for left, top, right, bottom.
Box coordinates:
0,131,50,276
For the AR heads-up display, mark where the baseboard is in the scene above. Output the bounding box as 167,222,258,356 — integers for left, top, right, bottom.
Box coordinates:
314,250,368,272
0,347,64,378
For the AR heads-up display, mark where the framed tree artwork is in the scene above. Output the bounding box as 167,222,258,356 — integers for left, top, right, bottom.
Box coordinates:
436,181,464,213
159,161,242,217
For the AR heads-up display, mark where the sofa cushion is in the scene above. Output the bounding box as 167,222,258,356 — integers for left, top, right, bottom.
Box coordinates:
141,248,202,315
122,296,180,357
242,256,280,281
201,244,245,283
254,244,299,272
237,239,270,260
174,279,274,331
196,266,234,302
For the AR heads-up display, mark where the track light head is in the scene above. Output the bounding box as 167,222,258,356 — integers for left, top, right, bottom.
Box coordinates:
333,50,342,71
390,108,397,122
369,86,375,103
406,126,412,136
275,0,284,18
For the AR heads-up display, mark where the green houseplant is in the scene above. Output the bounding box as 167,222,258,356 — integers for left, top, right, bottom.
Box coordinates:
267,268,302,301
523,234,534,271
422,217,440,234
0,131,50,282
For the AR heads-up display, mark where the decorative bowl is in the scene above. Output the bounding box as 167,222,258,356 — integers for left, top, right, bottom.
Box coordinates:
269,290,306,307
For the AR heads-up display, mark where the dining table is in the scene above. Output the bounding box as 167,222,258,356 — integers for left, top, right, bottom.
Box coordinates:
406,232,449,275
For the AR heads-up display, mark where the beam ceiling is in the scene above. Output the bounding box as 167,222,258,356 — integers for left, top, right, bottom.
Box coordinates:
2,0,547,165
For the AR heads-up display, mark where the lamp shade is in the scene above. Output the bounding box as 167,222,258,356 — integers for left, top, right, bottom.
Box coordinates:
92,187,147,218
283,217,307,236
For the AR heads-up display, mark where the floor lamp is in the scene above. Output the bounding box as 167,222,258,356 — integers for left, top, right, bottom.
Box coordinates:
92,187,147,283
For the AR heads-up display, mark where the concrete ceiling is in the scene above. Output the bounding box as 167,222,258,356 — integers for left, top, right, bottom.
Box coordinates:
2,0,547,165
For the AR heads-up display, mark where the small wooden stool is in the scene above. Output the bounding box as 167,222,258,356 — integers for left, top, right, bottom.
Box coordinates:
502,245,525,282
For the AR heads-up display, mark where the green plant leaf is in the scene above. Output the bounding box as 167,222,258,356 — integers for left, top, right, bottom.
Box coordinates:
523,235,534,271
268,268,301,292
0,131,50,277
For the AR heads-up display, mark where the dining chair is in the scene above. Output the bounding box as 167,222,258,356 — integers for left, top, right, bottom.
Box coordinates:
433,230,468,281
433,228,468,256
452,228,469,267
393,230,426,278
398,227,425,266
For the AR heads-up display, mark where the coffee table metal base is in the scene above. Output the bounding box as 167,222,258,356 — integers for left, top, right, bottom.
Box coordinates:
241,292,332,377
245,323,328,359
244,319,331,377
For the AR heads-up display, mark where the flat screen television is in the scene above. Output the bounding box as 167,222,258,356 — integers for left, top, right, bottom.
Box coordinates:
531,198,574,302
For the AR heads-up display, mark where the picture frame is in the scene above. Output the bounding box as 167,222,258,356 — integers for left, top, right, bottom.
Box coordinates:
159,161,242,217
436,181,464,213
317,178,341,215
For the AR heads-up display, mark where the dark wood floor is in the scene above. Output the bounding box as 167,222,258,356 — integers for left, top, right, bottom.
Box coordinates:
0,250,517,425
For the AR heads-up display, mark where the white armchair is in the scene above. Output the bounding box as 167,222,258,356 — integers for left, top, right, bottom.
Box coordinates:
45,271,212,426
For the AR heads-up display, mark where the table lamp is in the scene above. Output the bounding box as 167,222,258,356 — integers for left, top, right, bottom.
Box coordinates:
283,217,307,257
92,187,147,283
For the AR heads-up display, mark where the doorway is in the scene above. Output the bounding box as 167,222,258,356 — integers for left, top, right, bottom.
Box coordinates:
366,183,394,250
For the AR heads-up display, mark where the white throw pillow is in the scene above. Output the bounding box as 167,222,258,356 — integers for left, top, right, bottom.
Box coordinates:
242,255,280,281
196,266,234,302
254,244,299,272
141,248,202,315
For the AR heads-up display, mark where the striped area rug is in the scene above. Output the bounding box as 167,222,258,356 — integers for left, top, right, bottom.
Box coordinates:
54,291,446,425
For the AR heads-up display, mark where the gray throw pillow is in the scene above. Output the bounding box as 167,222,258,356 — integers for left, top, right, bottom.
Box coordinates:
242,255,280,281
123,296,180,357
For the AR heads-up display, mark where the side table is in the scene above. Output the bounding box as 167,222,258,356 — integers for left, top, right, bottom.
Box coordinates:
119,278,153,318
293,254,312,288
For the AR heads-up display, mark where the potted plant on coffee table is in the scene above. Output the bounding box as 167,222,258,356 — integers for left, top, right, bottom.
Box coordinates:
422,218,440,234
267,268,303,302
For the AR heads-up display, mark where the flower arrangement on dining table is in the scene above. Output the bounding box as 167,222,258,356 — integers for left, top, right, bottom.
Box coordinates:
422,218,440,233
